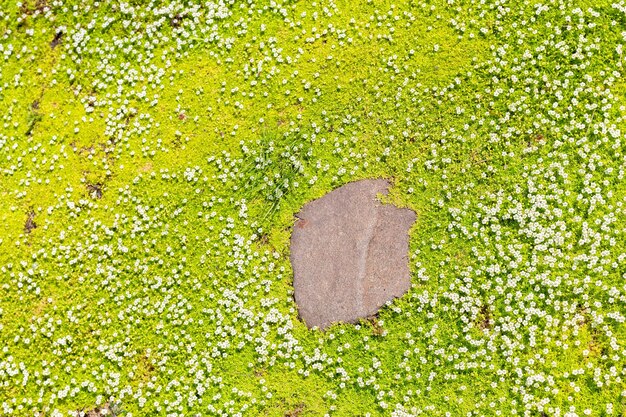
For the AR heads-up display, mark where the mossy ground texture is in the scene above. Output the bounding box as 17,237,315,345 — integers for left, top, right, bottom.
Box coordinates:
1,0,626,416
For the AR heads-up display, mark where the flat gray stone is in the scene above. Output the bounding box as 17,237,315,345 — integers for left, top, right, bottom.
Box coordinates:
290,179,416,329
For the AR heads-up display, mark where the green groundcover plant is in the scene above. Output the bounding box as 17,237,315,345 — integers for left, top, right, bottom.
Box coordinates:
1,0,626,415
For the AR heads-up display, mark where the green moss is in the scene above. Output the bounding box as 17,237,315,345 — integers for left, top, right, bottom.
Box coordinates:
1,0,626,415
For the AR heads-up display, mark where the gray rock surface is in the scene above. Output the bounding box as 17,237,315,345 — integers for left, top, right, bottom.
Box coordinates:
290,179,416,329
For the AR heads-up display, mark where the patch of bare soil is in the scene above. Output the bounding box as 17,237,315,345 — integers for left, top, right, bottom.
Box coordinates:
285,403,305,417
50,31,63,48
24,208,36,233
87,183,104,199
74,402,124,417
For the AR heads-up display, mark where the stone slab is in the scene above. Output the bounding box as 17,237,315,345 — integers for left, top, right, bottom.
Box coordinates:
290,179,416,329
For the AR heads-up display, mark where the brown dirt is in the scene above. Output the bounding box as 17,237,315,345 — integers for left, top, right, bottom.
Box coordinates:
50,31,63,48
285,403,305,417
76,403,113,417
24,208,36,233
367,315,385,336
87,183,103,199
478,304,492,330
